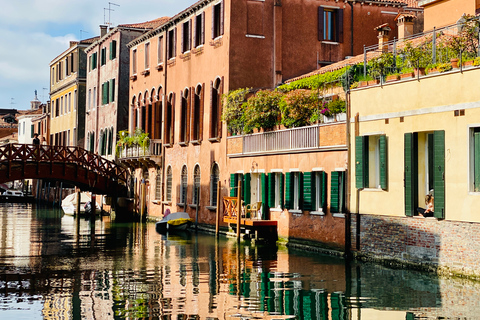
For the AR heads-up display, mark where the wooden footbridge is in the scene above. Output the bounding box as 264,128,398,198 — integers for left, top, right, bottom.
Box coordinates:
0,143,129,195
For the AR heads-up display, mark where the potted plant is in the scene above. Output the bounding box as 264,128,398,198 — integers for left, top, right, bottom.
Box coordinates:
400,67,414,79
402,41,431,75
368,52,395,83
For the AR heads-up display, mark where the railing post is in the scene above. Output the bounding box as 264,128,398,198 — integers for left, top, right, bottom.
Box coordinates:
432,27,436,64
363,45,367,78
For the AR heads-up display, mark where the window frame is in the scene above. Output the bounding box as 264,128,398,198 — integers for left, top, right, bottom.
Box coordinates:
180,165,188,206
166,166,173,202
192,165,201,206
318,6,343,43
210,163,219,207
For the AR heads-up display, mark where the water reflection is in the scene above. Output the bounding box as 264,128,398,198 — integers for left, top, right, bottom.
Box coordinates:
0,204,479,319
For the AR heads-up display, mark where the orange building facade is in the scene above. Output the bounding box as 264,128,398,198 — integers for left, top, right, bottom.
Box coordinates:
125,0,412,251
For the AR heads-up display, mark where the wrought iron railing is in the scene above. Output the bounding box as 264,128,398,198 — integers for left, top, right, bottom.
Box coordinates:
118,139,162,158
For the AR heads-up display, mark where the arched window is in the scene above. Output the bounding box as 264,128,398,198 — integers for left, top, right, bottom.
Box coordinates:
98,130,104,155
89,132,95,153
180,88,189,143
210,163,219,206
180,165,188,205
192,164,200,205
107,127,113,155
155,86,163,140
165,93,175,145
192,84,203,141
155,168,162,200
210,77,222,139
166,166,172,202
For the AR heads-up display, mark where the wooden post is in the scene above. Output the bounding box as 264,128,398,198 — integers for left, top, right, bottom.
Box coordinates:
133,178,138,215
76,189,81,215
91,194,96,216
236,180,242,241
215,181,221,237
140,179,146,219
59,182,63,208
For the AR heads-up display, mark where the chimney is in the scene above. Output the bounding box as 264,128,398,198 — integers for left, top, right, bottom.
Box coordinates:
100,25,108,37
375,23,391,53
396,13,415,40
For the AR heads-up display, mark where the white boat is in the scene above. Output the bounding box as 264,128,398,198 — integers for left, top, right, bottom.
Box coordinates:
0,189,34,203
61,192,100,215
155,212,193,233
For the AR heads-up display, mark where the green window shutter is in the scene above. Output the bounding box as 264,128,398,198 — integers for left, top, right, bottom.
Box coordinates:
93,53,97,69
404,133,418,216
244,173,251,205
110,79,115,102
320,171,327,211
280,172,284,209
261,173,268,219
475,132,480,192
303,172,314,211
433,130,445,219
355,136,368,188
230,173,236,197
268,173,275,208
285,172,292,209
330,171,340,213
379,135,388,190
102,83,106,105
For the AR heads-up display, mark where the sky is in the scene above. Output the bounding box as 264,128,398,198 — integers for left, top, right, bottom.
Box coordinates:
0,0,194,110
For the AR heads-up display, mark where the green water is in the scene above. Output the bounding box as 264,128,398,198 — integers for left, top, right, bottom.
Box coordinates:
0,203,479,319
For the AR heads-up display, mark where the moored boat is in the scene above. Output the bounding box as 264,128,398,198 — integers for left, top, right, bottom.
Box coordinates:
0,190,35,203
61,192,100,215
155,211,193,233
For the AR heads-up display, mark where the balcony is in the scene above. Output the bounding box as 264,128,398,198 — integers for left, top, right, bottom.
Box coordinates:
227,121,346,157
118,139,162,167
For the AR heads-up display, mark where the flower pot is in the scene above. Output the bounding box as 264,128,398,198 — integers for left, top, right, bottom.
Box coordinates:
358,80,368,88
428,68,439,74
367,79,380,86
386,74,400,82
464,60,474,67
451,58,459,69
400,72,414,79
414,67,426,76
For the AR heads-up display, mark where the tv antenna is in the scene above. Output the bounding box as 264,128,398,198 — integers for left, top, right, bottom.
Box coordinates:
80,30,89,40
10,98,15,105
104,2,120,27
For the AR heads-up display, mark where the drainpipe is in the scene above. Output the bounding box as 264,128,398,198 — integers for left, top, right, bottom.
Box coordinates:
161,26,169,218
348,1,354,57
345,71,352,259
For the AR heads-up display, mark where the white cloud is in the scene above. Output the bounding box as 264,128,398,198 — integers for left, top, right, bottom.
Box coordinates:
0,0,193,109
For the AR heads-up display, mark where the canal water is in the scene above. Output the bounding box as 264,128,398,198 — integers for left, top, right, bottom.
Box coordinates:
0,204,480,319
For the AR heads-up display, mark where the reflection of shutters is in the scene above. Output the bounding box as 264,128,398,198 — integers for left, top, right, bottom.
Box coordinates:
318,7,324,41
244,173,251,205
475,132,480,192
336,9,344,43
355,136,368,188
285,172,292,210
379,135,388,190
404,133,418,216
268,173,275,208
330,171,340,213
261,173,268,219
433,130,445,219
303,172,315,211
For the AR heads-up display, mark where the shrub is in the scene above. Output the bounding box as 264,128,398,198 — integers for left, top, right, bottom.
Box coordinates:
222,88,250,135
277,67,347,92
279,89,318,128
243,90,282,134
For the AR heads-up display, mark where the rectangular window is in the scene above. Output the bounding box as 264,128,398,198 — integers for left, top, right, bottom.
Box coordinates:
318,7,343,42
194,13,205,47
245,173,267,219
182,20,191,53
60,96,63,115
65,56,69,76
303,171,327,212
268,172,284,210
471,127,480,192
55,98,59,117
355,135,388,189
212,1,224,39
58,62,62,80
330,171,346,214
132,49,137,74
68,92,71,112
157,36,164,64
93,87,96,107
109,40,117,60
145,42,150,69
88,89,91,110
101,47,106,66
70,53,75,73
109,79,115,103
155,170,162,200
229,173,243,197
285,171,302,211
91,52,97,70
404,131,445,218
167,29,176,59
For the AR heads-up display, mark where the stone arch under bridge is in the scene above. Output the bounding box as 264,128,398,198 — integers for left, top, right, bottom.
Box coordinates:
0,144,129,196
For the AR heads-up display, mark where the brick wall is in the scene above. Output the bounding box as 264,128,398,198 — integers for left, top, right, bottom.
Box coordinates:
351,214,480,278
319,123,346,147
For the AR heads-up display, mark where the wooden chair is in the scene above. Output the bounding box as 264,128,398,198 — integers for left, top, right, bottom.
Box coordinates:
245,201,262,219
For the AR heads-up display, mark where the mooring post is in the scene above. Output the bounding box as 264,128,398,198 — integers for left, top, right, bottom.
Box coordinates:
76,189,81,216
215,181,221,237
91,194,96,216
140,179,145,219
236,180,242,241
58,182,63,208
133,178,138,216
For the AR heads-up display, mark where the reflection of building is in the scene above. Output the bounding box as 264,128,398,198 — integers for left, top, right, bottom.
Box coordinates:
49,37,98,147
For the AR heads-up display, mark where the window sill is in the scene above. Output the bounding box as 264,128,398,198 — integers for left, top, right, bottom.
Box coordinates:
164,143,172,148
162,201,172,205
206,206,217,211
289,210,302,214
246,34,265,39
362,188,385,192
130,75,137,81
191,140,201,145
192,46,204,55
178,141,188,146
321,41,340,45
188,204,198,209
177,202,186,207
310,210,325,216
209,37,223,48
141,69,150,76
152,200,162,205
208,137,220,143
180,52,191,61
332,213,345,218
269,208,283,212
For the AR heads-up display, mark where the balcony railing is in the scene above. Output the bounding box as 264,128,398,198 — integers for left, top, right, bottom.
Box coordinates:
228,120,346,156
118,139,162,159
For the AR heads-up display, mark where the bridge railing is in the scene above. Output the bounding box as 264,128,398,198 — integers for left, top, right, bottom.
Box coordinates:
0,144,128,183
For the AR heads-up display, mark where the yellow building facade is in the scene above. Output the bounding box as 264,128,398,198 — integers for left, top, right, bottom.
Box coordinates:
349,66,480,277
49,38,97,146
